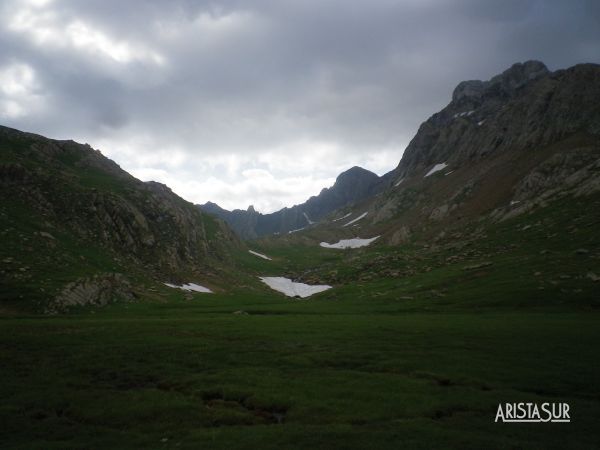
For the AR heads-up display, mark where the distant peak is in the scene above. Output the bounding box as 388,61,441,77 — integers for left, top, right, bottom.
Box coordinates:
247,205,256,213
335,166,378,183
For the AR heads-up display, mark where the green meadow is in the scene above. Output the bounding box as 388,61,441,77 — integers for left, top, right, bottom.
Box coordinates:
1,296,599,449
2,195,600,449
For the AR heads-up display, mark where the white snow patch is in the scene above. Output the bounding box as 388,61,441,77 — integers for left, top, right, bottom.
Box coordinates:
510,200,521,206
288,227,305,234
343,212,367,227
164,282,213,293
303,212,315,225
249,250,272,260
453,110,475,119
394,178,404,187
259,277,331,298
424,163,448,177
320,236,380,249
445,170,454,176
477,120,485,126
333,212,352,222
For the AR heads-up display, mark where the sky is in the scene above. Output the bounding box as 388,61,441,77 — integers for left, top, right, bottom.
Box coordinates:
1,0,599,213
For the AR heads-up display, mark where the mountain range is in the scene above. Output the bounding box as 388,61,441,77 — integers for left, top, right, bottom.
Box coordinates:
2,60,600,449
1,60,599,313
200,165,382,239
201,60,600,244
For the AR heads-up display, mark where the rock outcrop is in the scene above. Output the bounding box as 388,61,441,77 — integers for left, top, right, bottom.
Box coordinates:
50,273,135,313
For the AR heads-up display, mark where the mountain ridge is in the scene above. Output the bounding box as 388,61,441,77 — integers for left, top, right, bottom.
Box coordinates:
203,60,600,240
200,165,382,238
0,125,241,312
256,60,600,252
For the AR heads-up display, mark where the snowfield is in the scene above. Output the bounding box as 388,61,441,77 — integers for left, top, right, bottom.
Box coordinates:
343,212,367,227
320,236,380,249
259,277,331,298
249,250,272,260
425,163,448,177
164,282,213,293
453,110,475,118
303,212,315,224
332,212,352,222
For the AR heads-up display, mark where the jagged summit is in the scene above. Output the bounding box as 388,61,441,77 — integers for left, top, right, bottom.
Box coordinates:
452,60,549,102
393,61,600,178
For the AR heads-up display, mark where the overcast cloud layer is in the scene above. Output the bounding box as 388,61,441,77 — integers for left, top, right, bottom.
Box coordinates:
1,0,599,212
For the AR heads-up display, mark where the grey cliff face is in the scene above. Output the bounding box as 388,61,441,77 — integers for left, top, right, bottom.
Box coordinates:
394,61,600,178
364,60,600,245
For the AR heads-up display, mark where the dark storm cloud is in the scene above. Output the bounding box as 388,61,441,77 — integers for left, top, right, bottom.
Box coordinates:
0,0,598,211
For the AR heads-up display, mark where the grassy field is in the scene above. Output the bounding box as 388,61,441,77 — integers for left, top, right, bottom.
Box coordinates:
2,194,599,448
1,294,599,449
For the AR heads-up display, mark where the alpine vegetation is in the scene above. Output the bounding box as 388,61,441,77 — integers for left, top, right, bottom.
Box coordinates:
1,1,600,447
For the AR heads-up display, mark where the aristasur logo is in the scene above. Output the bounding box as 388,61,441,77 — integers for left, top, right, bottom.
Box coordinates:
495,403,570,423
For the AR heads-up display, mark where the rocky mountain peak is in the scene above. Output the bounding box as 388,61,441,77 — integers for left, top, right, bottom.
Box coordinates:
393,61,599,180
330,167,380,197
452,79,486,102
452,60,549,102
335,166,378,184
488,60,549,92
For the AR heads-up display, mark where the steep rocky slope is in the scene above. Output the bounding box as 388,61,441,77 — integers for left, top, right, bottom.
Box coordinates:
0,126,240,312
390,61,599,179
265,61,600,249
200,166,381,238
374,61,600,235
205,61,600,244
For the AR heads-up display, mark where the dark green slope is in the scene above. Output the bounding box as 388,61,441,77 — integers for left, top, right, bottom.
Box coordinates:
0,125,240,312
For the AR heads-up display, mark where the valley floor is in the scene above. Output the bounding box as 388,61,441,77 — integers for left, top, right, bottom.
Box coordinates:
1,296,599,449
2,194,599,449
